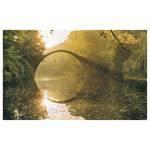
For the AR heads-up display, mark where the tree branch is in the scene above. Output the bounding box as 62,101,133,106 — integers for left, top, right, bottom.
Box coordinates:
110,30,129,51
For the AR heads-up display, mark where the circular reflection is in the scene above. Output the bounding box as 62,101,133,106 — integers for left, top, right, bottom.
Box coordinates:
35,52,84,102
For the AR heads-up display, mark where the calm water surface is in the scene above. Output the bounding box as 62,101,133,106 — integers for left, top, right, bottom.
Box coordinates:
3,74,147,120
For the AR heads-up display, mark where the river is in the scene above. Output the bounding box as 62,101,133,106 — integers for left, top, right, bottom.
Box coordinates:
3,73,147,120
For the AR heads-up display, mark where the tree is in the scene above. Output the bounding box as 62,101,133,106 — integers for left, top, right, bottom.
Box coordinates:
3,30,45,83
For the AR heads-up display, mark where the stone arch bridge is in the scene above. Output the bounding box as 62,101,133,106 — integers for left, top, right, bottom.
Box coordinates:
36,49,108,74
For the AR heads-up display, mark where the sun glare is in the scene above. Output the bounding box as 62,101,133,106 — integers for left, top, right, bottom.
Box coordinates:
39,30,70,48
41,90,84,119
39,30,53,48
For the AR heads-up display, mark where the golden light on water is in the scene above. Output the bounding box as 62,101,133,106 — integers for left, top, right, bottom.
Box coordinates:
41,90,49,107
41,90,84,120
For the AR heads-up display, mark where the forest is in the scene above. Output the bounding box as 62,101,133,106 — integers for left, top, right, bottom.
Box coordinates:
3,30,45,84
47,30,147,81
4,30,147,84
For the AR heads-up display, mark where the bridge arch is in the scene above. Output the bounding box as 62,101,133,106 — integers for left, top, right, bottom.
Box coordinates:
42,49,83,62
35,49,107,74
34,49,85,71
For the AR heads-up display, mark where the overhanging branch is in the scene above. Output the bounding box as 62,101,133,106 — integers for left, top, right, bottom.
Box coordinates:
110,30,130,51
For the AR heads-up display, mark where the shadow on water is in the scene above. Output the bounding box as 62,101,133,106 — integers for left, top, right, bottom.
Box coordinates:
67,73,147,120
3,73,147,120
3,82,47,120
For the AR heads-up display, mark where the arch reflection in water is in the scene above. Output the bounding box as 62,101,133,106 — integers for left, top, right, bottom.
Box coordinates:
42,90,84,119
35,52,85,102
